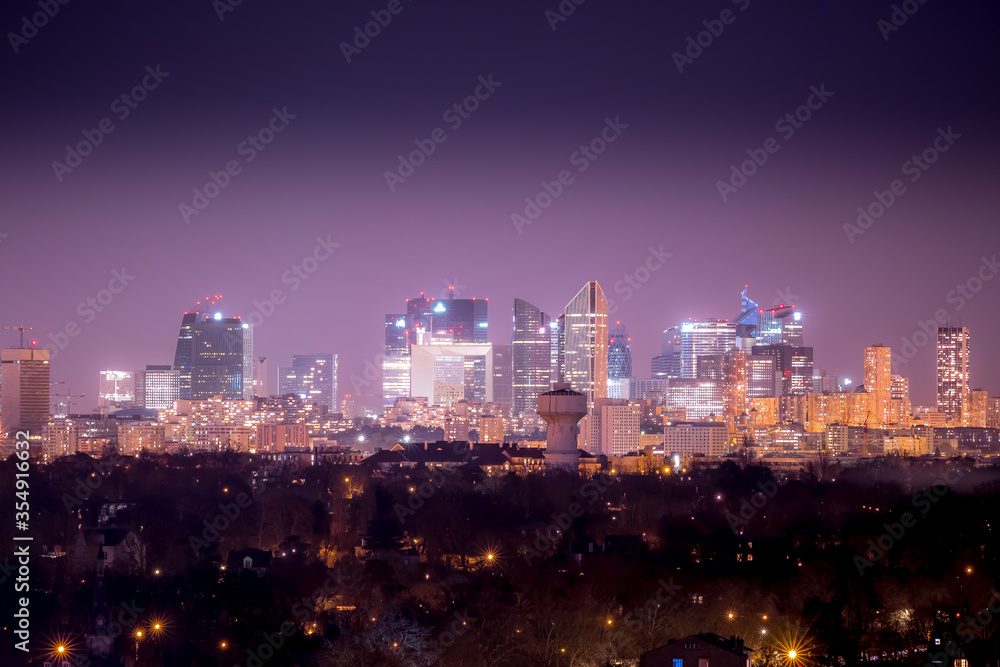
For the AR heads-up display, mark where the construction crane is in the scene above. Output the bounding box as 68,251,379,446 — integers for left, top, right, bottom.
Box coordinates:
2,325,33,348
51,382,85,418
862,409,871,458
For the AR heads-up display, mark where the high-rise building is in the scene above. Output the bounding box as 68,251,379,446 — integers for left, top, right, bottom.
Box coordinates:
98,370,134,408
410,343,493,405
751,345,814,395
253,356,268,397
864,345,892,428
1,348,50,435
563,281,608,414
608,322,633,400
890,375,912,428
722,349,747,431
491,343,513,416
937,327,970,424
512,298,554,417
173,311,253,400
427,288,488,343
278,354,337,409
599,398,641,456
968,388,989,428
667,378,724,421
650,326,681,379
747,354,778,398
679,320,736,378
134,365,181,410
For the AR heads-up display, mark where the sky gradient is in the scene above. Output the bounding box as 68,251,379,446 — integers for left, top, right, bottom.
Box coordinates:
2,0,999,409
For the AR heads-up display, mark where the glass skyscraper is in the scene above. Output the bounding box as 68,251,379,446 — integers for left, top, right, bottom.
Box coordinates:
511,298,554,417
278,353,337,409
173,312,253,400
563,281,608,414
679,320,736,378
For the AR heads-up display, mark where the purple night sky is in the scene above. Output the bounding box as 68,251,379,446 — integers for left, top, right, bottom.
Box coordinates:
1,0,998,409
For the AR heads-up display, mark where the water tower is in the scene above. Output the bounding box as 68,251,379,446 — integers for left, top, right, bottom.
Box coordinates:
537,382,586,470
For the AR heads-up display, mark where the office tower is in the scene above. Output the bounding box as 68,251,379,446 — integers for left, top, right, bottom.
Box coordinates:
864,344,892,427
253,356,268,397
968,388,989,428
491,343,513,415
747,354,778,398
608,322,633,400
987,396,1000,429
598,398,641,456
696,354,725,380
278,354,337,409
734,286,760,350
563,281,609,414
679,320,736,378
134,365,181,410
651,326,682,378
410,343,493,405
722,348,747,430
555,313,566,383
512,298,554,417
427,288,488,343
890,375,912,428
98,370,134,408
173,311,253,400
385,314,410,356
756,304,801,346
936,327,970,424
1,348,50,435
667,378,724,421
751,344,814,395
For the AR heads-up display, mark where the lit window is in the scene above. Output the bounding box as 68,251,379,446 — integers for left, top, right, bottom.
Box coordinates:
674,660,683,667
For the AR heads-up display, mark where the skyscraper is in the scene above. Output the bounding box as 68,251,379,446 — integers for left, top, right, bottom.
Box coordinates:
864,344,892,428
679,320,736,378
278,353,337,409
491,343,513,415
409,343,493,405
563,281,608,414
511,298,554,417
751,344,814,395
937,327,970,425
1,347,50,435
134,365,181,410
608,321,633,399
173,310,253,400
890,375,911,428
651,326,681,378
98,370,134,408
253,356,268,397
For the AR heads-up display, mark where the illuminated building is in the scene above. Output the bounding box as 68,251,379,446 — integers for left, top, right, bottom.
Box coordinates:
747,354,778,398
134,365,181,410
806,392,849,433
667,378,724,421
679,319,735,378
936,326,970,425
722,349,747,431
848,385,873,427
662,421,728,456
278,353,337,409
256,424,309,452
863,344,892,427
491,344,513,416
751,344,813,395
988,396,1000,429
410,343,493,405
253,356,268,397
651,326,681,378
968,388,989,428
598,399,641,456
174,310,253,400
890,375,911,428
748,397,779,425
608,320,633,382
98,370,134,408
512,298,554,417
756,303,801,346
562,281,609,414
428,288,488,343
1,347,50,436
117,421,166,455
479,415,505,443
